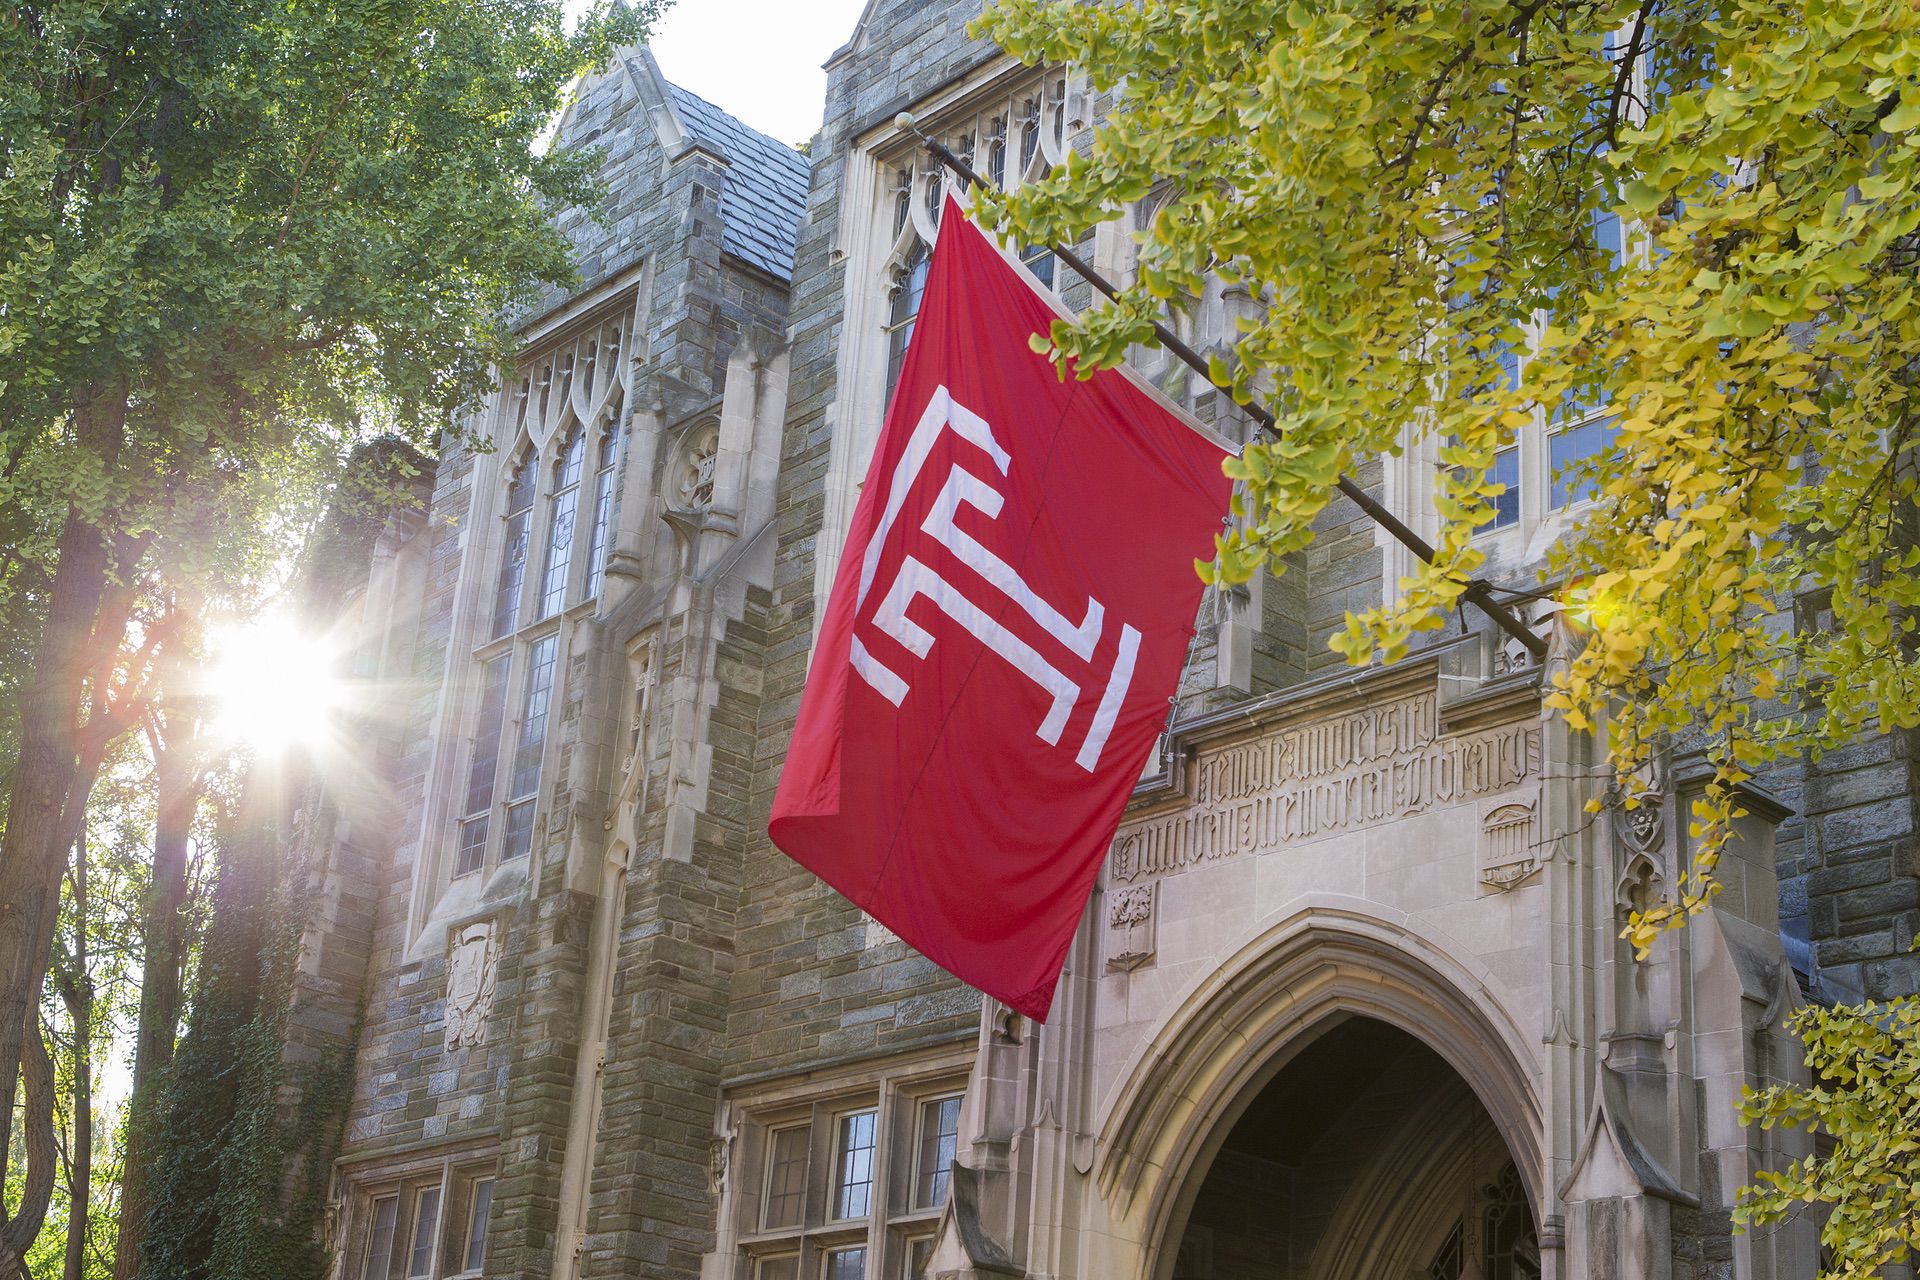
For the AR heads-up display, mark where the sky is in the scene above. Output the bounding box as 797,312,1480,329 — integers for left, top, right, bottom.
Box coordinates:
644,0,875,147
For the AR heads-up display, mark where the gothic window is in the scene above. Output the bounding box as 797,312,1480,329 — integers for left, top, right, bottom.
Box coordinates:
539,424,585,619
584,426,619,599
724,1057,970,1280
346,1159,496,1280
454,304,630,885
874,70,1070,398
492,448,536,638
501,632,556,862
884,245,930,393
911,1096,961,1210
453,655,510,878
1421,1162,1539,1280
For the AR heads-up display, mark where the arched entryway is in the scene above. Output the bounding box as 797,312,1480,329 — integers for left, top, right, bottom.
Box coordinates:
1168,1017,1539,1280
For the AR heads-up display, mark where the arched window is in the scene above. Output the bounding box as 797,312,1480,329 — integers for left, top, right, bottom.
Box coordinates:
584,427,619,600
539,425,586,618
885,244,931,393
492,448,536,638
876,71,1069,398
452,305,630,883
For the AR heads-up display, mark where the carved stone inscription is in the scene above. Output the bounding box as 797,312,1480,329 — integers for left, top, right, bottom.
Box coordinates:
1111,693,1541,883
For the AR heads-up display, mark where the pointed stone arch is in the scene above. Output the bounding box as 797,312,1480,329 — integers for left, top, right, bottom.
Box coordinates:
1094,901,1544,1280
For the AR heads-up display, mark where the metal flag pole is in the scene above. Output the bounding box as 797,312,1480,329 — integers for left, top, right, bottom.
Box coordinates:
895,113,1548,661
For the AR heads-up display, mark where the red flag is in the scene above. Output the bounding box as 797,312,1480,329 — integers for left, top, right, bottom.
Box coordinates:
770,198,1232,1020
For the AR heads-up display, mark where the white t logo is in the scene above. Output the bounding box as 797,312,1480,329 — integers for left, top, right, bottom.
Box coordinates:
849,387,1142,772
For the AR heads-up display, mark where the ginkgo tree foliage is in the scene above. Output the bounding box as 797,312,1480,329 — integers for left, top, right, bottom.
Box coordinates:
975,0,1920,1268
976,0,1919,944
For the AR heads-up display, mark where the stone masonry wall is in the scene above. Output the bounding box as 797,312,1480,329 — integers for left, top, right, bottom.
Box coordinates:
732,0,1001,1087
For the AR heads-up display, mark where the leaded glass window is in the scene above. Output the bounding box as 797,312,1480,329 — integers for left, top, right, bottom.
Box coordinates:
874,71,1069,399
913,1096,961,1209
832,1110,878,1220
584,428,619,600
405,1186,440,1279
493,449,536,638
539,426,585,619
455,305,630,886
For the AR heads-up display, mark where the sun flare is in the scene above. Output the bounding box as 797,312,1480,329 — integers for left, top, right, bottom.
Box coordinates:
206,616,347,753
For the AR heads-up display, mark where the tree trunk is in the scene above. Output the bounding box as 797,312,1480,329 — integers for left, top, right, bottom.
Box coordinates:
61,843,93,1280
0,385,126,1268
112,740,198,1280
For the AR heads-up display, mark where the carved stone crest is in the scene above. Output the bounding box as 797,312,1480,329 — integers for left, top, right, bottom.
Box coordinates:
1106,882,1158,972
445,922,498,1051
1479,801,1539,891
1612,757,1667,857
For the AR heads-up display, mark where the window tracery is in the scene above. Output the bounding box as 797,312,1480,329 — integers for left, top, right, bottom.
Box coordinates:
451,307,629,884
875,71,1069,396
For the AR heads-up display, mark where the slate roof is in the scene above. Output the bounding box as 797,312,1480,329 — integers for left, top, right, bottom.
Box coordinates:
664,82,812,282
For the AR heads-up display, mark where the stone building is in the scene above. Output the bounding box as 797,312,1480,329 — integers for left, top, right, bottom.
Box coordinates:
283,9,1920,1280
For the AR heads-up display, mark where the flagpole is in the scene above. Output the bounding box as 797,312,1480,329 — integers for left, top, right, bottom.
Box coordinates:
896,114,1548,661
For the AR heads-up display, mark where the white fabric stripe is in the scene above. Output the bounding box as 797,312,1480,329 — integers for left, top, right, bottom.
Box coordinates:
1076,624,1140,772
850,635,909,705
855,386,1011,611
873,557,1080,746
921,465,1103,661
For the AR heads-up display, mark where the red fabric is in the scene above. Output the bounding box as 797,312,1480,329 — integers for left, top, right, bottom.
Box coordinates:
769,199,1231,1021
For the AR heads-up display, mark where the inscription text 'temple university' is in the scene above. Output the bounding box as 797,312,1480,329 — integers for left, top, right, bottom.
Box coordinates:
1110,693,1541,883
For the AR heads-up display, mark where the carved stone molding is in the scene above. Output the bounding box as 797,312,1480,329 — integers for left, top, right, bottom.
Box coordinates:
445,921,498,1051
1106,882,1158,972
1479,800,1539,891
1612,757,1668,859
1112,692,1541,884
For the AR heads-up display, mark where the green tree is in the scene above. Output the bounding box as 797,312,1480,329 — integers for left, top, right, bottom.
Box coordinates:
0,0,661,1266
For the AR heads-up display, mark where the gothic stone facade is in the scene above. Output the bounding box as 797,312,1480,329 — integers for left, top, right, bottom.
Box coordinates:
293,10,1920,1280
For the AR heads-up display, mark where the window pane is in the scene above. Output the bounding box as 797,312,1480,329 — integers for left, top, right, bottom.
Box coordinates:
915,1096,963,1209
1020,245,1055,291
825,1247,866,1280
762,1125,809,1229
886,247,931,394
907,1237,934,1280
833,1110,877,1220
463,1178,493,1272
584,435,619,600
463,654,512,818
501,799,536,862
363,1196,399,1280
509,635,558,801
756,1256,800,1280
407,1186,440,1279
540,428,586,618
1551,417,1619,509
1479,446,1521,531
494,453,537,637
454,817,489,879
